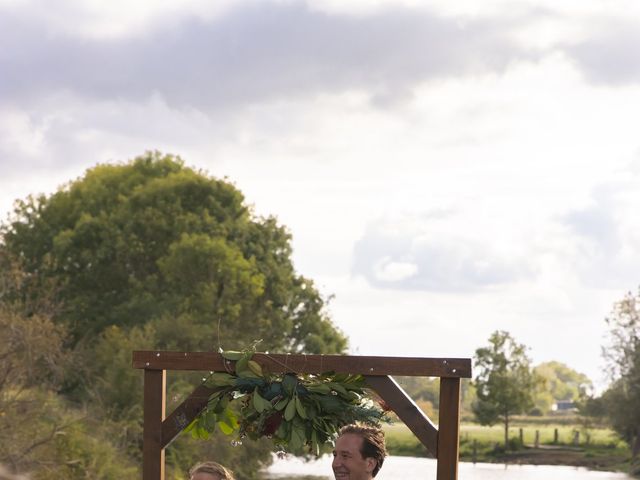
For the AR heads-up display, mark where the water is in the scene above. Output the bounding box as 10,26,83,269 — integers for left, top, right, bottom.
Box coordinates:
265,454,632,480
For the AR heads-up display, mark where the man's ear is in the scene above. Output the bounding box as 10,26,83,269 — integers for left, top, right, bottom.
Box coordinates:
365,458,376,474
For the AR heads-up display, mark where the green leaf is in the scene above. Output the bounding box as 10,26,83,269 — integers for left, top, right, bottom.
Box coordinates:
221,351,244,360
183,418,197,434
253,389,267,413
195,424,210,440
236,353,261,378
306,383,331,394
282,374,297,396
289,422,305,451
328,382,348,395
235,355,250,375
284,398,297,421
248,360,264,377
217,408,239,435
218,421,234,435
274,396,288,411
206,372,236,386
295,396,307,419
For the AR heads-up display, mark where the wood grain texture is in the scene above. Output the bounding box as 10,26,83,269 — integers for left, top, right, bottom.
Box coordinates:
143,369,166,480
132,351,471,378
436,377,461,480
365,375,438,456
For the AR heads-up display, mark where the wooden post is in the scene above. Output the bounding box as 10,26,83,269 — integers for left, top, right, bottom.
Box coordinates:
437,377,461,480
472,439,477,464
143,369,166,480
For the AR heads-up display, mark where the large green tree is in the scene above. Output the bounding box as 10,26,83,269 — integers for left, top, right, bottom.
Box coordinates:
1,152,346,354
473,330,537,448
602,289,640,470
0,152,348,479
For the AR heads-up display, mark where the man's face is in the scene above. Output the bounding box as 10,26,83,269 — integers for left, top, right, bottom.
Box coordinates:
332,433,376,480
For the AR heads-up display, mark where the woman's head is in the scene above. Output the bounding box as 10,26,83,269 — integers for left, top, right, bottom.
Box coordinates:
189,461,235,480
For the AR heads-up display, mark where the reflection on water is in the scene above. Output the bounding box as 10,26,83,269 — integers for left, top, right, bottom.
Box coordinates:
265,454,632,480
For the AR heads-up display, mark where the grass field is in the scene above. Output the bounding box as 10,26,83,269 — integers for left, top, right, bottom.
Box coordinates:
383,421,631,470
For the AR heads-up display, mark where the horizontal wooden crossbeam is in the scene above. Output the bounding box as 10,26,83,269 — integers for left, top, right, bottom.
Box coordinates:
132,351,471,378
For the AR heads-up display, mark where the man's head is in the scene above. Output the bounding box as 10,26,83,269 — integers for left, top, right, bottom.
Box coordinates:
332,424,387,480
189,461,235,480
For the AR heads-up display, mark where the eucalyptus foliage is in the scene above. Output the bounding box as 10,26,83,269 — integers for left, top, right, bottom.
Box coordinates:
187,350,386,455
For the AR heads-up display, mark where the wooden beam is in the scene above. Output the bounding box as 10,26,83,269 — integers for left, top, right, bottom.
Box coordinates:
365,375,438,456
143,369,166,480
132,351,471,378
161,385,226,449
436,377,461,480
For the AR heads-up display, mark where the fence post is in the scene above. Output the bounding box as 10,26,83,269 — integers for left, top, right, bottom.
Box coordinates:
472,439,477,464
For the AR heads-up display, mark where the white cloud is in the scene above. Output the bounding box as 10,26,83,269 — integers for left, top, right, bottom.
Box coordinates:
352,213,530,291
2,0,640,389
373,257,418,282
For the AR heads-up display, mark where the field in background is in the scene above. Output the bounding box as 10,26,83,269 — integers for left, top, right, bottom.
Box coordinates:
383,420,631,472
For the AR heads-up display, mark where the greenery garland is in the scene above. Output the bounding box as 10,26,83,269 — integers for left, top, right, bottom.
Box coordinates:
184,350,386,455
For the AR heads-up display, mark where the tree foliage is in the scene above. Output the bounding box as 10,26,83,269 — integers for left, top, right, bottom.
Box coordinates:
602,289,640,468
533,361,592,414
473,330,537,448
1,152,347,354
0,254,139,479
0,152,348,479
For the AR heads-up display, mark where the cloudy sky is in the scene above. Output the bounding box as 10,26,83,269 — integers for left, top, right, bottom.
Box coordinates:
2,0,640,388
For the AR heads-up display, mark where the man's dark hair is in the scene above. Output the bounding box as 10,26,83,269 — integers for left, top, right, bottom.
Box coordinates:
338,424,387,477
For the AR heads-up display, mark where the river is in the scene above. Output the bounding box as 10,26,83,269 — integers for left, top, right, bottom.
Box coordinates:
265,454,632,480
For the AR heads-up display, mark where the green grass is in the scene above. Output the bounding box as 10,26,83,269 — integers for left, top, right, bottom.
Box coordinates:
383,421,629,459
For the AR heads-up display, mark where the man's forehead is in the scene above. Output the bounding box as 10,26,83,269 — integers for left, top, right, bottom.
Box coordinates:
336,433,364,451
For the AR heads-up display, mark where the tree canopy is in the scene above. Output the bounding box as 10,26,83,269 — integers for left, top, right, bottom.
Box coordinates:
601,289,640,470
473,330,537,448
0,152,347,478
532,361,592,414
1,152,347,354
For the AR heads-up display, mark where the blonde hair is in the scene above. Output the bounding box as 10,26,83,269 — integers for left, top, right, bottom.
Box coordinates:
189,461,235,480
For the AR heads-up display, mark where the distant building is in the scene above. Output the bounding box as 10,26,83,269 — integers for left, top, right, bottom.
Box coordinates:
552,400,577,412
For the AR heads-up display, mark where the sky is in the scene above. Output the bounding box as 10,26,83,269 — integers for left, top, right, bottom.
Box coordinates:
2,0,640,389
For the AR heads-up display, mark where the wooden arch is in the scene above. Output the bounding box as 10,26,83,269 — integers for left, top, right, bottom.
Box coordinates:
133,352,472,480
